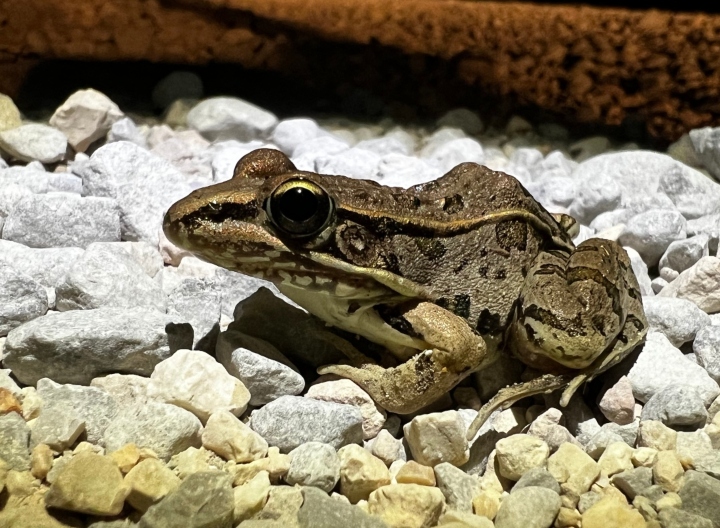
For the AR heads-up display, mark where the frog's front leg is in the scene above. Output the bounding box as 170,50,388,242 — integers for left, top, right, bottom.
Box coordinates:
510,237,648,400
318,302,494,414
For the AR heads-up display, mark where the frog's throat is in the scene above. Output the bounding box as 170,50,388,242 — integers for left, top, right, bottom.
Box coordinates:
277,283,428,361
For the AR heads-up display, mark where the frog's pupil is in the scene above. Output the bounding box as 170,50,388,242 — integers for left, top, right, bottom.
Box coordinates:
280,187,318,222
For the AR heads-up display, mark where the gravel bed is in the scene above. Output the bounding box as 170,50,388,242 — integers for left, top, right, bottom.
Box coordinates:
1,72,720,528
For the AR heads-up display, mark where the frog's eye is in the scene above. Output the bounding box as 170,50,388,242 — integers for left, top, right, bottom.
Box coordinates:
267,179,335,238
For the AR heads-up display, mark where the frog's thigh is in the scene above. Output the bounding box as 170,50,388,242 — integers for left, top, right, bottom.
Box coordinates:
510,238,635,371
318,302,490,414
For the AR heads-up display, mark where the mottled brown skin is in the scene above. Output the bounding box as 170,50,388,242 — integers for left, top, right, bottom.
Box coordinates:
164,149,648,434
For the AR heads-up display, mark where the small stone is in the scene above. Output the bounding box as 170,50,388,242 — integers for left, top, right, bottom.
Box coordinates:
581,496,646,528
138,471,234,528
233,470,270,523
49,89,124,152
472,491,501,520
152,72,204,108
56,243,164,310
0,123,67,163
513,467,561,495
5,193,120,250
659,508,714,528
452,387,482,411
641,384,708,427
367,483,445,528
578,491,602,513
395,460,436,486
642,297,711,347
124,457,181,512
250,395,363,453
434,462,480,512
659,234,711,275
91,374,151,408
598,442,634,476
437,108,484,135
34,378,118,447
44,452,127,515
526,408,580,452
0,412,29,471
694,325,720,383
495,434,550,481
75,141,193,246
253,484,302,523
271,118,320,154
215,330,305,406
611,467,653,500
202,410,268,463
148,349,250,423
599,376,636,425
104,402,202,462
230,446,290,486
299,485,388,528
0,261,48,337
638,420,677,451
547,442,600,497
0,93,22,131
187,97,278,141
109,443,141,474
3,307,190,386
627,331,719,405
368,429,406,466
632,495,658,523
338,443,392,503
438,510,494,528
30,443,54,481
678,470,720,525
619,209,687,266
316,147,381,179
403,410,469,467
0,392,22,419
653,450,684,493
657,257,720,313
306,379,386,440
108,116,147,147
168,446,224,479
494,486,561,528
655,491,681,510
424,137,485,174
285,442,340,493
633,447,659,468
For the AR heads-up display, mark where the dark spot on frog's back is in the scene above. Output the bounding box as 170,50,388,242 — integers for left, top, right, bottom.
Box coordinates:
414,238,447,260
443,194,464,214
437,294,471,319
495,220,528,252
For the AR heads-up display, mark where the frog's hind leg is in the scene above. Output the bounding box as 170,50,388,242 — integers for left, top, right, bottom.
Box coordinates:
466,373,573,440
508,238,648,405
318,302,493,415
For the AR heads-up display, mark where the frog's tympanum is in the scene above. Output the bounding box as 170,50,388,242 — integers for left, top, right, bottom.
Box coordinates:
164,149,647,438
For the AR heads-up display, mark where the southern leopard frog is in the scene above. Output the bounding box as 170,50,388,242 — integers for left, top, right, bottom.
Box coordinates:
163,148,647,438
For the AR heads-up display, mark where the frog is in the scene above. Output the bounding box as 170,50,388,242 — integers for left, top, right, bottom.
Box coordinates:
163,148,647,439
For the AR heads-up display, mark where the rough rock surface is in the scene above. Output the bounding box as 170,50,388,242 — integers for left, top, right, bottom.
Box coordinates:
3,1,720,140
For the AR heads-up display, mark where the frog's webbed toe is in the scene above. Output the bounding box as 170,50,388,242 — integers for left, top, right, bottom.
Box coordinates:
319,302,491,414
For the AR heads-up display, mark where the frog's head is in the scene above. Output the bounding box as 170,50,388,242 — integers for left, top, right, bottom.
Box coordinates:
163,148,427,300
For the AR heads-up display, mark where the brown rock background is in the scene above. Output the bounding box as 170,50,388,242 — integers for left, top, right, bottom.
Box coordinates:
1,0,719,141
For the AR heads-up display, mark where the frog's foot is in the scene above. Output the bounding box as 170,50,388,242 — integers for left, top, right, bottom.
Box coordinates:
466,374,573,440
318,302,492,414
508,237,648,396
